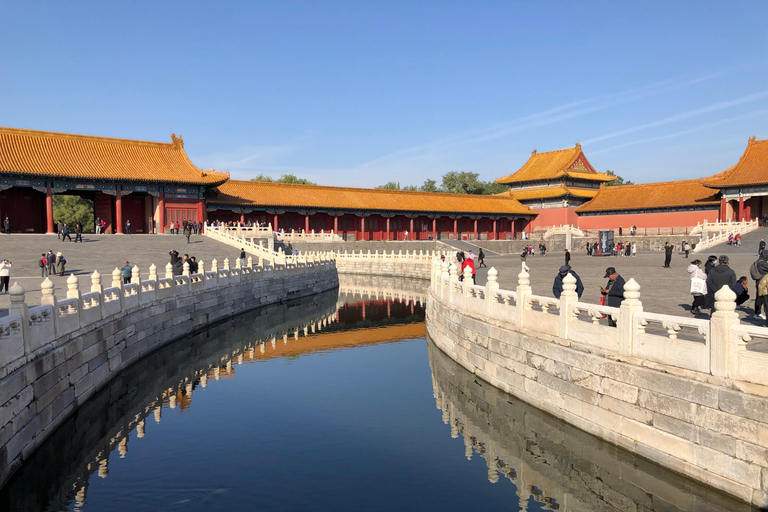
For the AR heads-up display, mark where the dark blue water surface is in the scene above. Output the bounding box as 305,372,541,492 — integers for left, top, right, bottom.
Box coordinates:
0,285,757,512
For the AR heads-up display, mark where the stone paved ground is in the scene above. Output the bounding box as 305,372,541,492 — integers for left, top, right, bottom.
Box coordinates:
0,233,244,316
2,229,768,325
471,227,768,326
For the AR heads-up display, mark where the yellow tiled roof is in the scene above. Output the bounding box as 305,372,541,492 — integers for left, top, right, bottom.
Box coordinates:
576,180,720,213
703,137,768,188
495,143,615,184
209,180,537,216
498,185,599,201
0,126,229,185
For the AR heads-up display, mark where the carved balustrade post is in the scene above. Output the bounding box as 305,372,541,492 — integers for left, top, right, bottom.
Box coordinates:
165,262,173,280
9,282,30,350
711,285,738,377
149,263,157,282
618,278,642,356
559,273,578,339
516,269,531,327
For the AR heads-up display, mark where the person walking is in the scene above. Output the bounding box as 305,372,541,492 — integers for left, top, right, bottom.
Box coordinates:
688,259,707,315
0,258,11,293
61,223,72,242
750,250,768,319
760,239,766,255
121,261,133,284
521,247,530,272
564,249,571,266
55,252,66,276
239,248,246,268
632,242,637,257
175,221,180,235
47,250,56,276
74,223,83,243
683,241,690,258
552,265,584,299
3,216,10,235
95,218,101,235
706,255,737,312
184,223,192,244
663,242,673,268
477,248,486,268
600,267,625,327
57,220,63,240
125,220,132,235
460,254,476,284
39,253,49,277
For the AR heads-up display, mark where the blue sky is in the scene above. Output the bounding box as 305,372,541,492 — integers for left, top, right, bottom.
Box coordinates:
1,1,766,187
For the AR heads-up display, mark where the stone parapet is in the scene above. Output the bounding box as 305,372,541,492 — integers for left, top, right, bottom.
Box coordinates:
426,259,768,507
0,257,338,488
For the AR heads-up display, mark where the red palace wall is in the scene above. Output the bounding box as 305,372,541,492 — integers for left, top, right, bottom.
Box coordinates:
0,188,45,233
576,209,720,230
528,207,580,231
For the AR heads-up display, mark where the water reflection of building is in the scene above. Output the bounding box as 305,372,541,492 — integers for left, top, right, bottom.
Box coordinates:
426,340,752,512
0,287,427,512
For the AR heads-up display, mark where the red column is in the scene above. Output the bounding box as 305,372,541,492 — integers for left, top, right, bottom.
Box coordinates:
273,214,278,231
745,200,752,221
720,197,727,222
739,196,745,221
45,187,54,234
197,199,205,227
492,219,497,240
361,217,365,241
334,216,338,233
305,214,309,232
453,218,457,239
410,218,414,239
115,190,123,234
473,219,478,240
158,192,165,234
432,218,436,240
386,217,390,240
240,212,245,224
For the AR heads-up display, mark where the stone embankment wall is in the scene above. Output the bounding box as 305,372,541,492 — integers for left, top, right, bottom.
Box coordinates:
426,260,768,507
0,259,338,488
426,341,749,512
2,291,339,511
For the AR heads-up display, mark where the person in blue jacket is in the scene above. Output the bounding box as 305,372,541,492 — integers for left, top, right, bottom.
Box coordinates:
552,265,584,299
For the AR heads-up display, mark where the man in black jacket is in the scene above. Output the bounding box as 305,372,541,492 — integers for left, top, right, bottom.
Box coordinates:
751,250,768,319
706,255,737,312
600,267,625,327
552,265,584,299
663,242,673,268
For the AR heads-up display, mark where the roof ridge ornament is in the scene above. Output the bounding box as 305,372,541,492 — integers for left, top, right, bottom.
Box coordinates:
575,142,581,150
531,149,537,156
171,133,184,148
749,135,757,145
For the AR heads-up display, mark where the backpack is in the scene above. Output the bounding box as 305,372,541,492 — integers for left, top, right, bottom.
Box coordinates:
61,257,66,265
751,260,762,281
38,259,44,268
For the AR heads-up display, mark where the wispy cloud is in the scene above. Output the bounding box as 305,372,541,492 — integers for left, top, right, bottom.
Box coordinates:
589,108,768,156
351,70,728,172
584,91,768,145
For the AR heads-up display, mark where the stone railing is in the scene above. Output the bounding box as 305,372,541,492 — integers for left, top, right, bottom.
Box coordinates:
275,229,344,242
427,260,768,506
334,249,450,280
692,220,759,252
543,224,584,238
0,255,338,488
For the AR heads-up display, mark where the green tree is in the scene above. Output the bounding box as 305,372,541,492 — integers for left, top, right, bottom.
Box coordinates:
402,185,418,191
480,181,508,195
250,173,317,185
376,181,401,190
53,194,94,232
420,179,438,192
440,171,486,194
604,170,633,187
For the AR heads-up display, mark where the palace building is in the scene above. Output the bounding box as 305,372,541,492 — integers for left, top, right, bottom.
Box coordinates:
495,143,615,231
0,127,228,234
207,180,536,240
0,125,766,237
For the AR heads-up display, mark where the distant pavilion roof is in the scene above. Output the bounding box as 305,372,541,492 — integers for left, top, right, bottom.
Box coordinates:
497,185,599,201
208,180,537,216
0,126,229,186
495,143,614,185
703,136,768,189
576,179,720,213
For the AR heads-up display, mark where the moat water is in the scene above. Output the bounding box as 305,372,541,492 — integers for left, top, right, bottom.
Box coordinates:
0,279,759,511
